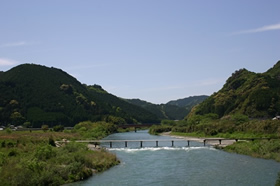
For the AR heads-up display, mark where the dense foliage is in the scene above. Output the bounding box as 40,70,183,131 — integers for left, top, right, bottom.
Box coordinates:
0,64,159,128
190,61,280,119
74,121,118,139
149,125,172,135
224,140,280,162
0,127,119,186
126,95,207,120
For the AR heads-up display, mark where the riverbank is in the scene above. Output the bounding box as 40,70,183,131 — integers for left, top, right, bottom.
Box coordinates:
0,130,120,185
162,131,280,162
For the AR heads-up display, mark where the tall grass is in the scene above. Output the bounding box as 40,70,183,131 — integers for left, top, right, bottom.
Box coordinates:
0,130,119,186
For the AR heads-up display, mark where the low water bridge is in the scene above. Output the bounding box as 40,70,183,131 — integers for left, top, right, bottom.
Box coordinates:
75,137,280,148
76,139,190,148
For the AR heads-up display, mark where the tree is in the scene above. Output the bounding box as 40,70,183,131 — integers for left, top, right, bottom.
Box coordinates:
41,125,49,132
23,121,31,128
10,112,25,126
53,125,64,132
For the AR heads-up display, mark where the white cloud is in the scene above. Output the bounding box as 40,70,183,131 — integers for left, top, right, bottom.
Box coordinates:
0,41,28,48
232,23,280,35
0,58,18,66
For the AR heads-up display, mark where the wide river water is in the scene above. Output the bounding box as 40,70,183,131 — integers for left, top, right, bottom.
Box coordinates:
72,130,280,186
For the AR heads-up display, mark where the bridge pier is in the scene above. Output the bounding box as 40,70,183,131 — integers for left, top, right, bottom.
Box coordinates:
125,141,127,147
156,141,158,147
171,140,174,147
187,140,190,147
140,141,143,148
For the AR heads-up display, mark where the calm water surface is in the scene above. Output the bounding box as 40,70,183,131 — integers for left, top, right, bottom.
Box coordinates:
72,130,280,186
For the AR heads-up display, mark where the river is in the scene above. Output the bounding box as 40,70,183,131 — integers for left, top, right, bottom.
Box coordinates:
72,130,280,186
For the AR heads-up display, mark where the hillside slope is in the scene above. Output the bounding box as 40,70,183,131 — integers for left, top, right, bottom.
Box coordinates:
0,64,159,127
126,95,208,120
167,95,208,110
191,61,280,118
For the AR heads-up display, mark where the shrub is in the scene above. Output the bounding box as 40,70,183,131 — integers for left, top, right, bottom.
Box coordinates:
5,128,12,134
0,152,6,165
231,114,249,125
35,145,56,160
149,125,172,135
53,125,64,132
41,124,49,132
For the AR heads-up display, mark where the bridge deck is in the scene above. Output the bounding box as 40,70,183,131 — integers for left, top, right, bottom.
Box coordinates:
56,137,280,148
76,137,279,143
76,139,190,143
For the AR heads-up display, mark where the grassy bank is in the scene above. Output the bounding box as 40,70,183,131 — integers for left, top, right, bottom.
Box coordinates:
170,131,280,162
0,123,120,186
224,140,280,162
150,118,280,162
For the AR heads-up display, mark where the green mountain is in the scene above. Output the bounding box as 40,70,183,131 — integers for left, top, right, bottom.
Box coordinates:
167,95,208,109
0,64,159,127
191,61,280,118
126,96,208,120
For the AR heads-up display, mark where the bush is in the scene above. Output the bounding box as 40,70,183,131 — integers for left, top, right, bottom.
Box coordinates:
53,125,64,132
5,128,12,134
74,121,118,139
231,114,249,125
41,124,49,132
149,125,172,135
0,152,6,165
35,145,56,161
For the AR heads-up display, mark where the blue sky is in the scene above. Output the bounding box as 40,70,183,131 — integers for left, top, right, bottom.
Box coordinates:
0,0,279,104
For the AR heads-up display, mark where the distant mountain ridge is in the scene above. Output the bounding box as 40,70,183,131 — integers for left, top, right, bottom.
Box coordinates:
167,95,208,108
0,64,159,127
126,95,208,120
189,61,280,119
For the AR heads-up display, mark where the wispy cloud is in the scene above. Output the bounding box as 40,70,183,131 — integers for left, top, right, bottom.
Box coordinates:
231,23,280,35
0,58,18,66
0,41,28,48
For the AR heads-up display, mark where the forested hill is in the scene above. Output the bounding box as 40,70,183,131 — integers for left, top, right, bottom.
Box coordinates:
167,95,208,109
190,61,280,119
0,64,159,127
126,95,208,120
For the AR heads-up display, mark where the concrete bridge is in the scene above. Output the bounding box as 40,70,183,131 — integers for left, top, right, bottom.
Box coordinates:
76,139,191,148
74,137,280,148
